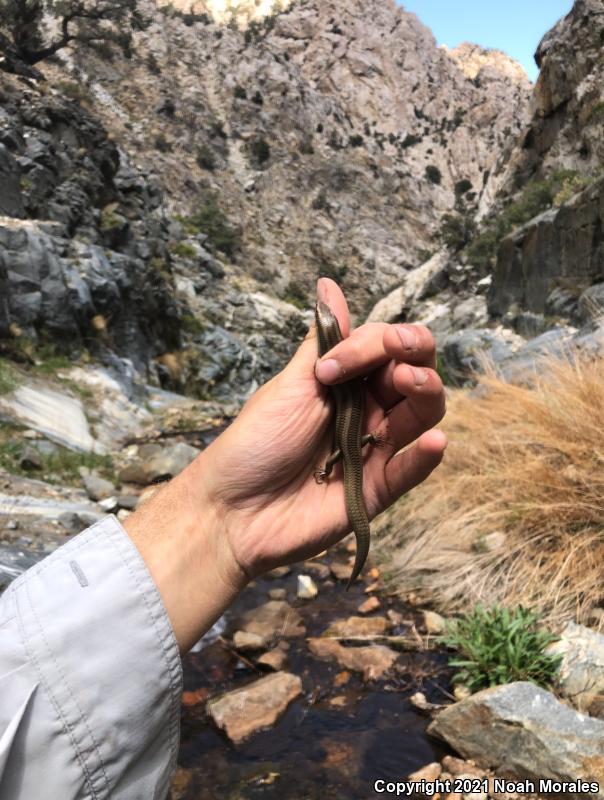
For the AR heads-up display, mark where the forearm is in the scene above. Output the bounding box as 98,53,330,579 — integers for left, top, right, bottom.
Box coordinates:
123,448,249,654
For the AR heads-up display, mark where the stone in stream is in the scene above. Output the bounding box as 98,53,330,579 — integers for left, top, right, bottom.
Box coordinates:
297,574,318,599
422,610,447,635
237,600,305,640
232,631,268,652
256,648,287,671
308,638,398,681
302,560,331,579
357,596,380,614
323,615,388,638
547,622,604,717
428,682,604,798
408,762,441,782
268,588,287,601
330,560,353,581
207,672,302,743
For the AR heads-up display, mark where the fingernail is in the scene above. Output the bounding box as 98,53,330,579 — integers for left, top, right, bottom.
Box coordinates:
316,358,343,383
410,366,428,386
397,325,418,350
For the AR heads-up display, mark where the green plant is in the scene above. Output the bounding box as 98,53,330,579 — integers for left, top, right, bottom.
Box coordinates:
590,101,604,122
439,211,476,252
425,165,442,185
57,81,87,102
0,359,20,394
402,133,421,148
170,241,197,259
196,144,216,171
283,281,308,310
249,137,270,165
440,604,561,692
177,192,240,259
455,179,473,196
99,203,122,232
180,314,205,335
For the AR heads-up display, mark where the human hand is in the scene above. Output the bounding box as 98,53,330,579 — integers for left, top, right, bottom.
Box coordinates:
199,277,447,578
126,278,446,651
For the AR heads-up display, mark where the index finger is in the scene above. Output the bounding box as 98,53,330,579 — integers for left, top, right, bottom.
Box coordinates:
315,320,437,385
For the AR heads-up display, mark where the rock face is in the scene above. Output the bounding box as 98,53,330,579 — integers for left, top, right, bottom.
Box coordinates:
489,179,604,320
207,671,302,743
428,682,604,798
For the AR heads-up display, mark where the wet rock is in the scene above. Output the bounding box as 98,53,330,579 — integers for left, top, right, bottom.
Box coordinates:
408,763,441,782
237,600,305,640
267,566,291,579
547,622,604,717
429,682,604,795
181,687,210,707
323,616,388,638
207,672,303,743
357,596,381,614
256,648,287,671
410,692,444,714
119,442,200,484
297,575,318,599
330,560,353,581
232,631,269,652
423,610,447,635
268,588,287,601
302,560,331,579
79,468,116,501
308,639,398,681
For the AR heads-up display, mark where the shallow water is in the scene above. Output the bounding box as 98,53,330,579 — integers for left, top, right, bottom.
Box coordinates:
176,558,452,799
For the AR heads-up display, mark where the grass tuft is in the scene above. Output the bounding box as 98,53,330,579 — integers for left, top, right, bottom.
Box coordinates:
375,353,604,628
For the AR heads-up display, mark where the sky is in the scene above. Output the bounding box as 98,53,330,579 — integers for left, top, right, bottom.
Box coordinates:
399,0,573,81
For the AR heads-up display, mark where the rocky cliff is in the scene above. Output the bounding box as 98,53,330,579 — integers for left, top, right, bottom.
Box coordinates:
0,0,531,399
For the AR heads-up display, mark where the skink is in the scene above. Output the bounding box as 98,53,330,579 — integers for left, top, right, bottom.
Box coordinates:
314,301,376,587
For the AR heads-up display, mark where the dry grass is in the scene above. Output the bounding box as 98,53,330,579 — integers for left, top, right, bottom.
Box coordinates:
375,354,604,629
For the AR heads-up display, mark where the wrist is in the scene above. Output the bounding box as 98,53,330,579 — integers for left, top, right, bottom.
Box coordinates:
124,450,248,654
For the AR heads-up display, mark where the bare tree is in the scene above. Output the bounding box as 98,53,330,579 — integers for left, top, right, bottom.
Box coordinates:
0,0,149,75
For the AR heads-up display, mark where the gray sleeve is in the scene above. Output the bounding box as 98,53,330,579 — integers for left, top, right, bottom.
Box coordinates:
0,515,183,800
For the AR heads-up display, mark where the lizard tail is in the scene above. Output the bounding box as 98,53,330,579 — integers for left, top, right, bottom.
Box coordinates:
345,516,370,590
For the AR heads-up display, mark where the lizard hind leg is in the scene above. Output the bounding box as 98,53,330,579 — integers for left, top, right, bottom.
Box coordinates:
313,447,342,484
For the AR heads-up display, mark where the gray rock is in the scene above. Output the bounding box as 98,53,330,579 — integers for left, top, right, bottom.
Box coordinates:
548,623,604,717
428,682,604,797
19,445,43,471
116,494,139,511
79,468,116,501
0,143,25,218
119,442,200,484
442,328,515,383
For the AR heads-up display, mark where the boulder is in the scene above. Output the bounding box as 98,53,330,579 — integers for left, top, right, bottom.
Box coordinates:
428,682,604,797
119,442,200,484
0,144,25,218
207,672,302,743
308,639,398,680
547,622,604,717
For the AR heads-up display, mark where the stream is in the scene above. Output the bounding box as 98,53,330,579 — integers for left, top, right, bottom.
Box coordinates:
175,549,453,800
